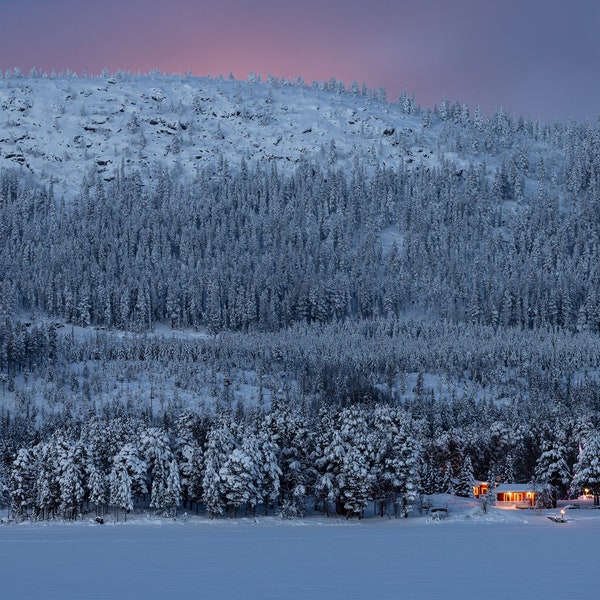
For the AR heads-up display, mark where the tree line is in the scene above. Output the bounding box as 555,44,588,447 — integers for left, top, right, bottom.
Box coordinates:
4,398,600,522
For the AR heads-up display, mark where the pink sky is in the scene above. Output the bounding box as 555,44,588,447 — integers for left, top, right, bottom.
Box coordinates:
2,0,599,121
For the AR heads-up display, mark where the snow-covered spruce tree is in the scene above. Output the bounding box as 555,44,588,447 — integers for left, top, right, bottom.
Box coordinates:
34,440,60,520
313,406,341,515
572,430,600,505
498,453,515,484
418,456,440,498
337,405,376,518
380,409,420,518
87,461,107,517
109,443,147,520
81,419,118,518
487,421,523,482
149,461,168,514
534,438,571,497
370,404,401,516
202,414,237,518
0,464,9,514
80,418,125,478
140,427,177,515
220,447,258,517
339,445,371,518
442,460,455,496
313,404,373,517
255,420,282,515
397,439,421,517
109,458,133,521
10,446,36,520
455,455,475,498
174,411,205,511
164,459,182,518
230,423,279,516
57,440,86,520
263,398,313,515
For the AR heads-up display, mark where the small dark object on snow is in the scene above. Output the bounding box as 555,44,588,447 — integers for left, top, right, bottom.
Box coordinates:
95,517,104,524
547,515,567,523
431,507,448,520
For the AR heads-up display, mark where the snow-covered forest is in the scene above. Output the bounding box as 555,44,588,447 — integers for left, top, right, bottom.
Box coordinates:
1,71,600,520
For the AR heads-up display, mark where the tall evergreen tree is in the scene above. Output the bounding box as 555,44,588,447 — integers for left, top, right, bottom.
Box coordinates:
202,414,236,518
456,455,475,498
572,430,600,505
534,438,571,496
442,460,455,496
57,440,86,520
10,447,36,520
109,443,147,520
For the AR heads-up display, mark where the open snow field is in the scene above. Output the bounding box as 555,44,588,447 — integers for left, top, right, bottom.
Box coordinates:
1,507,597,600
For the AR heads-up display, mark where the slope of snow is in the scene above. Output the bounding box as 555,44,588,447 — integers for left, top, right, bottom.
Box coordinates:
1,507,597,599
0,72,447,199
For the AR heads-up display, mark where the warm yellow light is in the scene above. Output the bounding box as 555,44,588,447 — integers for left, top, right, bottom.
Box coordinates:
585,488,589,494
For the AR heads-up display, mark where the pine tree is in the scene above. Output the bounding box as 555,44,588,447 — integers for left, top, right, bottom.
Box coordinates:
385,413,421,517
263,399,313,514
109,459,133,520
34,440,60,520
256,422,281,514
220,447,258,517
534,438,571,496
140,427,176,514
339,446,370,518
87,462,107,517
442,460,455,496
202,415,236,518
499,454,515,484
164,459,182,518
370,404,407,514
313,407,340,515
334,405,375,517
0,464,9,514
572,430,600,505
10,447,36,520
109,443,147,520
175,412,204,511
58,441,86,520
456,455,475,498
418,457,440,497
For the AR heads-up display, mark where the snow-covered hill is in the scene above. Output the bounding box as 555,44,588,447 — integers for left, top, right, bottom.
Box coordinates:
0,72,450,199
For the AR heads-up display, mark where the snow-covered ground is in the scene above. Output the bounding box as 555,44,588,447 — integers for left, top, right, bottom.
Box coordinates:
1,505,597,599
0,72,441,200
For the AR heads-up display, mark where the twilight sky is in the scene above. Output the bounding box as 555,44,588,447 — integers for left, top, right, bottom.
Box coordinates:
1,0,599,122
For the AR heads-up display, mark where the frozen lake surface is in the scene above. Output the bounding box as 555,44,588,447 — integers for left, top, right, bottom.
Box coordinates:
0,508,597,599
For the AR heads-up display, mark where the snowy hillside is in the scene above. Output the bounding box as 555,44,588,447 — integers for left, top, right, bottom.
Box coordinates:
2,71,600,528
0,71,476,199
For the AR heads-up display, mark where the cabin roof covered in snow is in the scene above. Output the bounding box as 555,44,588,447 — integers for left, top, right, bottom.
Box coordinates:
493,484,548,493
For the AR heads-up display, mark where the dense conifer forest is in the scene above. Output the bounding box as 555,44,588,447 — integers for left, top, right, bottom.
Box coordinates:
1,73,600,519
